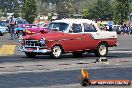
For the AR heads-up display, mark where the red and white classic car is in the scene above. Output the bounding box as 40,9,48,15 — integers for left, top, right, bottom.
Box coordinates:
20,19,117,59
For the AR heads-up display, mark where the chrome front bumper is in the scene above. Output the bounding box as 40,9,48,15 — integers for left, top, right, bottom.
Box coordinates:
19,46,51,53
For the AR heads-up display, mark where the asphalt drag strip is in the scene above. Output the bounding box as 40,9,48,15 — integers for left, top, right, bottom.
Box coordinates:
0,67,131,88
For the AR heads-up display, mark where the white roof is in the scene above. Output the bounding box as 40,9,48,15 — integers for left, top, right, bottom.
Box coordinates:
53,19,99,30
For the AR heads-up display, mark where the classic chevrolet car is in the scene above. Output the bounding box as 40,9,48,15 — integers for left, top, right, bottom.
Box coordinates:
20,19,117,59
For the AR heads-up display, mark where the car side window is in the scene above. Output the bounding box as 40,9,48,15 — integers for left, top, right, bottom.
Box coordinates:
83,23,97,32
71,24,82,33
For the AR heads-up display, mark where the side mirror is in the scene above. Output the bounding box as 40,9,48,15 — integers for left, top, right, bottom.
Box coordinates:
40,30,45,33
69,29,73,33
52,28,58,31
40,29,48,33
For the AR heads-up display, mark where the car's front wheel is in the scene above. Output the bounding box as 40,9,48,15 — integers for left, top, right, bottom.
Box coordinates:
25,52,36,58
50,45,63,59
94,42,108,57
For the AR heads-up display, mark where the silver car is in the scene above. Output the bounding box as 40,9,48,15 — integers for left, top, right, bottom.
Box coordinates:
0,20,9,36
0,26,8,36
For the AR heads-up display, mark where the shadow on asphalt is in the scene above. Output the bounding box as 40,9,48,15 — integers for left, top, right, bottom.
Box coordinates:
0,53,100,63
0,52,132,63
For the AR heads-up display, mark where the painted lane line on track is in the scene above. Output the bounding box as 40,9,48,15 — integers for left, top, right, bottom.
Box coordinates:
18,84,80,88
0,45,16,56
0,66,132,75
109,50,132,53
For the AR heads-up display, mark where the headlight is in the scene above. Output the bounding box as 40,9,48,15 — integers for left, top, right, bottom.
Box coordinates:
39,38,46,45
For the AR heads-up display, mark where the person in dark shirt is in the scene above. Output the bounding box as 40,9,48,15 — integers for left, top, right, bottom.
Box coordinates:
9,16,16,40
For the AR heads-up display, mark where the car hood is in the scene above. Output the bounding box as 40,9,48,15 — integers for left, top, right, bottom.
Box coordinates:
23,31,65,40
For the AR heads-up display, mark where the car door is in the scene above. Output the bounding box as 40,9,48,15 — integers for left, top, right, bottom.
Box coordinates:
63,24,85,51
82,23,99,49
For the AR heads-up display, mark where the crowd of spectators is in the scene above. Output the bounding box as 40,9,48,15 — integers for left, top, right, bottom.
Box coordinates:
120,24,132,35
98,21,132,35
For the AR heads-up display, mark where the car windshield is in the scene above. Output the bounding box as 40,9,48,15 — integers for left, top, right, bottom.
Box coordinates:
48,22,69,32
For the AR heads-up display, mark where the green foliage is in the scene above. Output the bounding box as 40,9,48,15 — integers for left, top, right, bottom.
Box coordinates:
113,0,130,24
0,0,21,17
56,0,74,19
21,0,37,24
88,0,113,20
42,0,82,19
82,9,89,19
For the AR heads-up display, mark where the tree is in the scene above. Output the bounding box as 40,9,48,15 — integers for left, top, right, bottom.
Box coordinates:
56,0,74,19
21,0,37,23
113,0,130,24
0,0,22,17
88,0,113,20
82,9,89,19
41,0,82,19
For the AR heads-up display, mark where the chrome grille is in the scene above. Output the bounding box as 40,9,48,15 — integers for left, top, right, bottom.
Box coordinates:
25,40,41,47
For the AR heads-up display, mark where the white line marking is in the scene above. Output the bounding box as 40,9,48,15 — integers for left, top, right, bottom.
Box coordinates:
0,66,132,75
109,50,132,53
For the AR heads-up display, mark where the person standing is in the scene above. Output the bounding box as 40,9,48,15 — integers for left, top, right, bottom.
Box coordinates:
123,24,128,35
108,22,113,31
9,16,16,40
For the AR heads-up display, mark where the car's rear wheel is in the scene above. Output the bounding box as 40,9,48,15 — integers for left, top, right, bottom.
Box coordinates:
25,52,36,58
50,45,62,59
94,42,108,57
0,31,3,36
73,52,83,57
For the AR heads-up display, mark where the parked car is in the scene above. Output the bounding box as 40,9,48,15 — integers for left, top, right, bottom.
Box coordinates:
20,19,117,59
23,24,45,36
16,24,46,37
16,24,49,37
15,24,38,37
6,18,29,27
0,20,9,36
112,25,121,34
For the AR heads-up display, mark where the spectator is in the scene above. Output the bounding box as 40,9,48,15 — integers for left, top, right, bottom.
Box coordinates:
9,16,16,40
127,26,130,35
129,26,132,35
123,24,128,35
103,26,107,31
108,22,113,31
120,26,124,35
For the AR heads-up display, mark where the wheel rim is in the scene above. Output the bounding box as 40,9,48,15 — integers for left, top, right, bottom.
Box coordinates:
99,44,107,56
52,46,62,57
